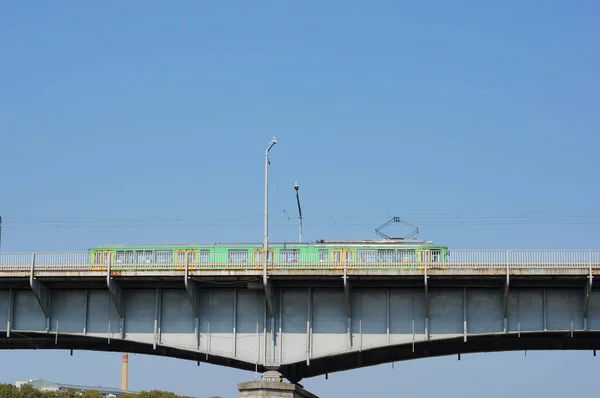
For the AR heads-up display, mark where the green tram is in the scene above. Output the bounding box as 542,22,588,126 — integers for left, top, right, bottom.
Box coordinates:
89,239,449,269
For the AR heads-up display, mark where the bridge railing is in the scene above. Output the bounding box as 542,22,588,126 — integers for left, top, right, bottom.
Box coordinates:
0,250,599,272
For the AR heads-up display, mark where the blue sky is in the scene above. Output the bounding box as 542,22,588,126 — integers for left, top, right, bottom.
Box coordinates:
1,1,599,397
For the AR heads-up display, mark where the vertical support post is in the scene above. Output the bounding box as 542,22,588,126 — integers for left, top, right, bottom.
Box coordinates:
412,319,415,353
271,315,275,364
386,289,390,345
503,251,510,333
279,289,283,364
411,291,415,352
6,288,13,337
263,294,267,365
108,297,112,344
343,263,352,347
584,251,593,330
359,319,363,351
543,289,547,331
196,316,200,350
157,288,163,345
207,291,211,360
463,287,467,342
83,290,88,335
424,265,429,340
306,287,312,366
207,318,211,361
153,288,159,349
233,290,237,358
255,318,259,367
517,293,521,338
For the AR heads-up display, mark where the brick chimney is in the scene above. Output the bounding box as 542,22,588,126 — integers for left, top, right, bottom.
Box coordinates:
121,354,128,391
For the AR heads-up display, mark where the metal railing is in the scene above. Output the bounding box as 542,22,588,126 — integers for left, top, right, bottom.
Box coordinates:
0,250,599,272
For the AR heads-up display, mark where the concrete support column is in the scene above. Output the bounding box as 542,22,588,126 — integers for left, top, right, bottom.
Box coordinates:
238,371,319,398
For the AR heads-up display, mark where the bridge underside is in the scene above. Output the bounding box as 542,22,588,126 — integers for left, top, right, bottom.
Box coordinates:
1,330,600,383
1,271,600,382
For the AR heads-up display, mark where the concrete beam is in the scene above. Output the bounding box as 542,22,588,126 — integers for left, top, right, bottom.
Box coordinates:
30,253,50,318
106,262,124,319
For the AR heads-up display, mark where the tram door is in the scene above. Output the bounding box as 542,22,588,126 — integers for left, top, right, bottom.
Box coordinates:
93,251,112,265
252,249,274,264
420,249,430,263
332,249,353,265
176,250,198,265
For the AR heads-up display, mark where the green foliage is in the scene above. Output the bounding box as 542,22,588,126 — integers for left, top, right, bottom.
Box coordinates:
0,384,194,398
81,391,103,398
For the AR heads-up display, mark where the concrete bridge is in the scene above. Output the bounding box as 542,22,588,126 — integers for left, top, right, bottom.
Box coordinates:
1,250,600,385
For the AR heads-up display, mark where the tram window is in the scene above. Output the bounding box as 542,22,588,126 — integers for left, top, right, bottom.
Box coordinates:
200,250,210,263
155,251,172,263
398,250,416,262
116,251,134,264
136,251,152,263
228,250,248,263
357,250,376,262
378,249,396,262
280,250,300,262
319,250,328,262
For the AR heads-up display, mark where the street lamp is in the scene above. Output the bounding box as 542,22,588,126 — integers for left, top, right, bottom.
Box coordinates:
264,137,277,284
294,182,302,243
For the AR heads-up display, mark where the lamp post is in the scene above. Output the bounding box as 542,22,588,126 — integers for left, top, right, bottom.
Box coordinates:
264,137,277,285
294,182,302,243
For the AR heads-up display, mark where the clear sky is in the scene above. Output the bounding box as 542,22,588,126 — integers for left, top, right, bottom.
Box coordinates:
1,1,599,397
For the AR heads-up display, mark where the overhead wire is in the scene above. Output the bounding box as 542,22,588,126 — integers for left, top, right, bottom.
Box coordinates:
0,211,598,229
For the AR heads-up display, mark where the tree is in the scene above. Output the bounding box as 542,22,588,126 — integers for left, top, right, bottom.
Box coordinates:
17,384,44,398
0,383,198,398
0,383,18,397
81,391,103,398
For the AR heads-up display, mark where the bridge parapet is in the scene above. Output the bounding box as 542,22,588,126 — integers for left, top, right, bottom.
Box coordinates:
0,250,599,272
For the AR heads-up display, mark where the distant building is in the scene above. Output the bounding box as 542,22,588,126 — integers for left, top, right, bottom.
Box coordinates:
15,378,133,397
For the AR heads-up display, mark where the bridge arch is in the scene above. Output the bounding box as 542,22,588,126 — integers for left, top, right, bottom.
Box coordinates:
1,330,600,383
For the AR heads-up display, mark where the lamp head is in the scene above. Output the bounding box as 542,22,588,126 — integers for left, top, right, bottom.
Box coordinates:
294,182,299,191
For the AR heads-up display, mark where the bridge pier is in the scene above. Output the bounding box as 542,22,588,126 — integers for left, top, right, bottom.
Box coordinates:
238,371,319,398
